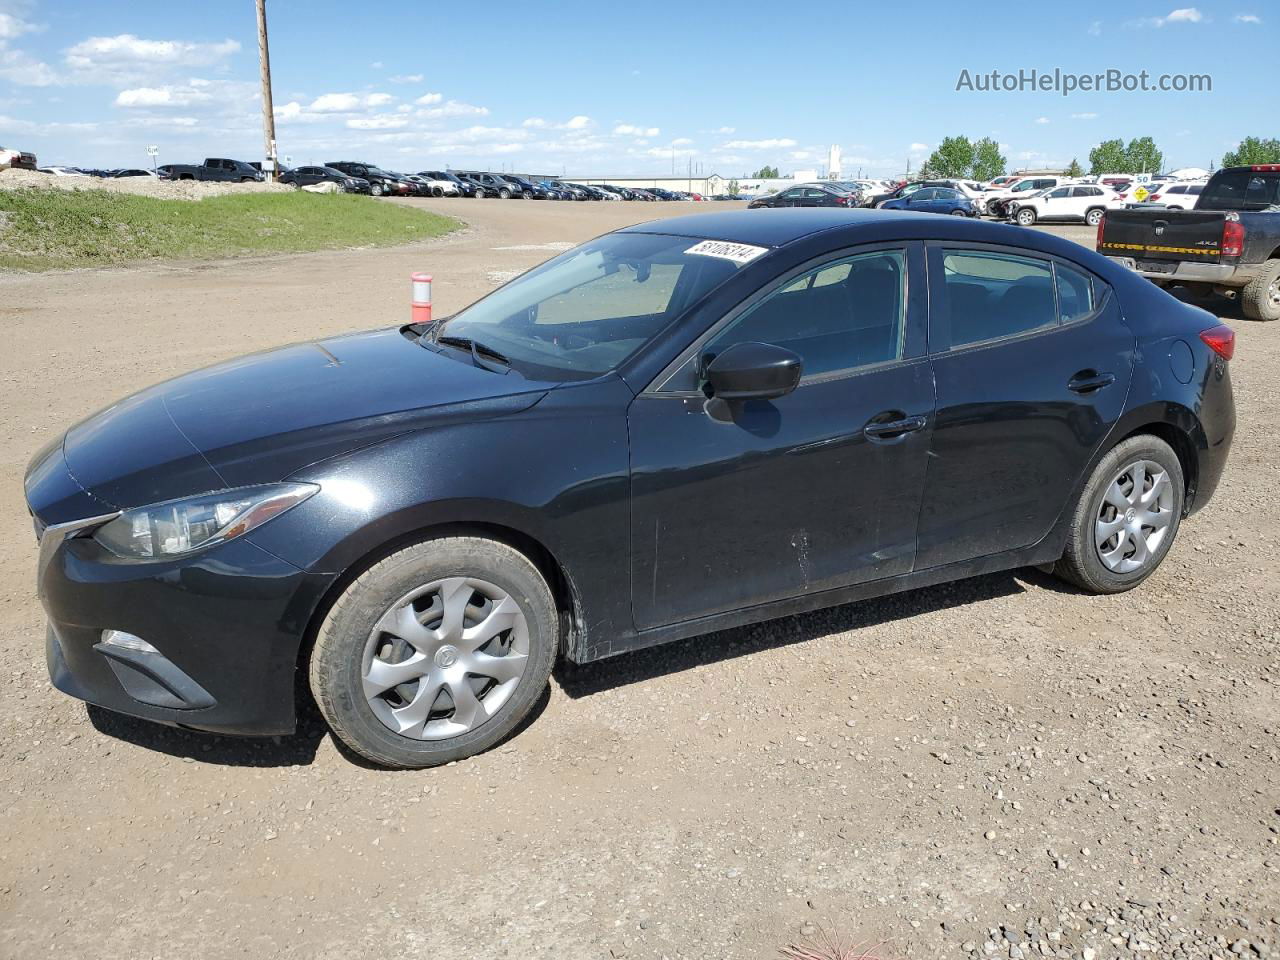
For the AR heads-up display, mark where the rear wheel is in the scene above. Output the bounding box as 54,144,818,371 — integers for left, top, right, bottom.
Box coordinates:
310,537,557,769
949,207,968,216
430,186,444,197
1084,208,1105,227
1053,435,1184,594
1240,259,1280,322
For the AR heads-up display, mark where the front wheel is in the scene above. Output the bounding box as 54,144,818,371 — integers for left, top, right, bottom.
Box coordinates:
431,186,444,197
498,188,511,199
370,183,383,197
310,537,558,769
949,207,968,216
1053,435,1184,594
1016,207,1037,226
1084,208,1105,227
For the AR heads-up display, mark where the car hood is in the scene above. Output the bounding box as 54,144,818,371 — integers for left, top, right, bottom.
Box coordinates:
53,328,552,509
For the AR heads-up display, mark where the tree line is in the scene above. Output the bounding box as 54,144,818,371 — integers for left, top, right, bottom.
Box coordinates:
743,135,1278,182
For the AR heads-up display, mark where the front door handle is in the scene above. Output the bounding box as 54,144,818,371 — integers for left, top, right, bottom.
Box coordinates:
1067,371,1117,394
863,414,927,441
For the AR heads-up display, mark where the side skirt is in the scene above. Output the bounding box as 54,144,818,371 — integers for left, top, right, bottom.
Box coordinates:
577,536,1066,663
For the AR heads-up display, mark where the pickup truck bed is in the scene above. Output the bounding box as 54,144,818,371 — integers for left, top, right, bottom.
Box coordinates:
1098,165,1280,321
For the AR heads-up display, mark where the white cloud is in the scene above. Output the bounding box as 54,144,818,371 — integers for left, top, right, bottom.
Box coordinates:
114,84,212,108
416,99,488,119
908,142,929,152
390,73,423,83
1088,19,1102,34
565,115,592,130
347,114,408,130
522,117,547,128
369,60,383,69
364,92,393,107
1035,116,1050,124
1233,12,1261,22
614,123,660,137
415,92,443,105
714,126,735,134
722,138,796,150
671,137,693,146
64,34,240,84
0,45,57,86
309,92,362,112
1133,7,1205,26
1071,112,1099,120
0,12,37,40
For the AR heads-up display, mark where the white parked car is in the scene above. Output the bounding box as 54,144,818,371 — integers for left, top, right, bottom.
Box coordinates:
1007,184,1123,226
983,175,1076,218
37,165,87,177
406,175,459,197
1142,181,1206,210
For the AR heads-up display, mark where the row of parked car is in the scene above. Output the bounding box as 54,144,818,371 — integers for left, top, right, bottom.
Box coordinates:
279,161,721,201
747,172,1211,226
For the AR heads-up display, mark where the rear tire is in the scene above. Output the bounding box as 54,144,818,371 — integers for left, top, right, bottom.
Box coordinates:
949,207,968,216
1053,435,1184,594
1240,259,1280,322
310,537,557,769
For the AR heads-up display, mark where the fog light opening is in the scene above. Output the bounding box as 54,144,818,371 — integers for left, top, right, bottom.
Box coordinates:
100,630,159,654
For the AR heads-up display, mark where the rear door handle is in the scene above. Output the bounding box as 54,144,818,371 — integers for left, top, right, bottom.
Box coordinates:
863,414,927,441
1067,371,1116,394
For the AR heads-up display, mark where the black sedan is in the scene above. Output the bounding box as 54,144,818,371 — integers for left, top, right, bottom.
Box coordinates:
748,183,859,208
280,165,368,193
27,211,1235,769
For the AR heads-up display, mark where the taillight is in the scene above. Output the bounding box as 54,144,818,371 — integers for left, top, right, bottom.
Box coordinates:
1148,193,1161,202
1095,212,1106,247
1199,324,1235,360
1250,164,1280,172
1221,220,1245,257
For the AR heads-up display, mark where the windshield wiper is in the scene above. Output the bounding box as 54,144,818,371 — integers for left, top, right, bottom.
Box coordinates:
434,334,512,374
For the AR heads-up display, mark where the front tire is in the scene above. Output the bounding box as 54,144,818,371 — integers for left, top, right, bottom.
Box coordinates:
1053,435,1184,594
370,183,383,197
1240,259,1280,322
1084,208,1105,227
1016,207,1037,226
310,537,558,769
498,188,511,199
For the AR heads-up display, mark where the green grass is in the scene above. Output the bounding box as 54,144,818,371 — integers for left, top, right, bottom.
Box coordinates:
0,188,460,271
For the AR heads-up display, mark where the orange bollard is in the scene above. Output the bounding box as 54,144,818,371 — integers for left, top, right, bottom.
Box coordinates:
410,273,433,326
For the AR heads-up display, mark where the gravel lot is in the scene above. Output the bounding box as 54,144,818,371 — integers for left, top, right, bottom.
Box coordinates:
1,200,1276,960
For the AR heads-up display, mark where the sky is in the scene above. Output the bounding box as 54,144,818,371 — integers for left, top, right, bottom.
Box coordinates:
0,0,1273,178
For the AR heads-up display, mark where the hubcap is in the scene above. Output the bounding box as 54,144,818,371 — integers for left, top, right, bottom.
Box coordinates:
361,577,529,740
1094,460,1175,574
1268,277,1280,308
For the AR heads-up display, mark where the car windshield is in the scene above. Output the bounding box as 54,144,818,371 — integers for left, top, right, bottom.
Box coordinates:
434,233,755,381
1198,171,1280,211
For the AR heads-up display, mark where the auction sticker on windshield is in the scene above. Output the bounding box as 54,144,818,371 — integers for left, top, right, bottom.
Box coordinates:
684,240,770,264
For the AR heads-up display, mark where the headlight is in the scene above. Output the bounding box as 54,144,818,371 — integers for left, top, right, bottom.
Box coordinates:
93,483,318,559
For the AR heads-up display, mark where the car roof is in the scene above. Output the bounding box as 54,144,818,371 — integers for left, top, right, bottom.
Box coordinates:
618,208,1093,257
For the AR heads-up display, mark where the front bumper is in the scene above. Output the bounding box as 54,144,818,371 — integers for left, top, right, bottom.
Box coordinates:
39,523,334,736
1105,255,1256,287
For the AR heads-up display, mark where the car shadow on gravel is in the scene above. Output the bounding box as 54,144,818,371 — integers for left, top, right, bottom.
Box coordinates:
557,566,1078,698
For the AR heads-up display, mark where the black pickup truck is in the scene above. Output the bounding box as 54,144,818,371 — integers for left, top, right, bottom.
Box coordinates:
1097,164,1280,321
160,158,264,183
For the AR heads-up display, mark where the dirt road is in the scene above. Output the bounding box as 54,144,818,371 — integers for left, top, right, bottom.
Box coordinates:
1,200,1276,960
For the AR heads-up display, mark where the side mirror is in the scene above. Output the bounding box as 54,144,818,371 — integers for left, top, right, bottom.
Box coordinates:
703,341,803,402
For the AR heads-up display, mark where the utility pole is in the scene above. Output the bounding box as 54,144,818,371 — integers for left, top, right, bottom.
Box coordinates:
255,0,278,181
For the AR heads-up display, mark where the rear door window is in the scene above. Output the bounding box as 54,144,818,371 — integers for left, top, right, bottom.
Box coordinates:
942,252,1057,347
